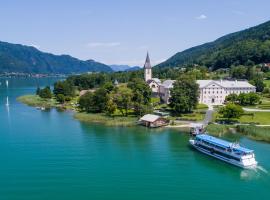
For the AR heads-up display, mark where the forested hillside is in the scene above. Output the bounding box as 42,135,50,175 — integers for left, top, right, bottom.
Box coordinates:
0,41,112,74
157,20,270,69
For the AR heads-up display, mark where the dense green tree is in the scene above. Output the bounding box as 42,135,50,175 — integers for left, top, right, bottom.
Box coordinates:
219,103,244,119
226,92,260,106
105,98,117,116
247,92,260,105
102,82,115,93
38,86,52,99
112,86,132,116
169,75,199,114
93,88,109,112
230,66,247,79
78,92,95,113
250,75,265,92
54,81,75,97
56,94,66,104
225,93,238,103
238,93,249,105
127,78,152,116
78,88,109,113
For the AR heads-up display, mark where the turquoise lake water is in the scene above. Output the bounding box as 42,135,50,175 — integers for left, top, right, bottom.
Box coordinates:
0,78,270,200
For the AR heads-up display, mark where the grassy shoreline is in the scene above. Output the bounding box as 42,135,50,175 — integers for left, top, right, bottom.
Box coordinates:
18,95,270,142
74,113,138,127
17,95,59,108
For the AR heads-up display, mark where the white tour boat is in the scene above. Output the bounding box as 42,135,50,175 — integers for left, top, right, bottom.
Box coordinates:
189,134,257,169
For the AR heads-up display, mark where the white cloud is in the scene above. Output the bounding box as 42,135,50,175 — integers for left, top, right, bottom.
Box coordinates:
196,14,207,20
86,42,121,48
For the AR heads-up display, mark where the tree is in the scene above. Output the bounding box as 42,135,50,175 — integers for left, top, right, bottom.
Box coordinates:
112,85,132,116
219,103,244,119
53,81,75,97
78,92,95,113
105,98,117,116
93,88,109,112
169,75,199,114
78,88,109,113
127,78,152,116
225,93,238,103
39,86,52,99
247,92,260,105
237,93,249,106
36,87,41,96
102,82,115,93
56,94,66,104
250,75,265,92
230,66,247,79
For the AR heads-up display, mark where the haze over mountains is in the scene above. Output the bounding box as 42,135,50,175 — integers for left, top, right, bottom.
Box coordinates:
0,41,113,74
157,20,270,69
110,65,141,72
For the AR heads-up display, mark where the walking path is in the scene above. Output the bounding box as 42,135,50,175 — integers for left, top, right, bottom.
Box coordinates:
202,105,214,126
243,107,270,112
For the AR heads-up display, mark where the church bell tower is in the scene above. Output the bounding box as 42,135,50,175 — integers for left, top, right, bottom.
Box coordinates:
144,52,152,82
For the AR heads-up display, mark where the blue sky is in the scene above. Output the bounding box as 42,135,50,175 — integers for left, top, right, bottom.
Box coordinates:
0,0,269,66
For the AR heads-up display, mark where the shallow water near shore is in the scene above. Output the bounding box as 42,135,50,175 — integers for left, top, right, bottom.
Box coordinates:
0,77,270,200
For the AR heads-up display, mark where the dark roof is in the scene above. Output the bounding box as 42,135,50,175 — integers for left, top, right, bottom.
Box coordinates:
144,52,152,69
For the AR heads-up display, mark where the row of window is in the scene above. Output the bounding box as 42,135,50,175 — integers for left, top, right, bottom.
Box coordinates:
203,90,252,94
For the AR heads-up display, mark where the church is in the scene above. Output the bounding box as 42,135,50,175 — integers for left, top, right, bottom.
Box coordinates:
143,53,256,105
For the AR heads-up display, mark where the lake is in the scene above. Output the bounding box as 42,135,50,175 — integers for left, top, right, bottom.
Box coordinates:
0,78,269,200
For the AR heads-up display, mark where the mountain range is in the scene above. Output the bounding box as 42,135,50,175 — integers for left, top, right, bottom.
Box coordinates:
157,20,270,69
0,41,113,74
110,65,141,72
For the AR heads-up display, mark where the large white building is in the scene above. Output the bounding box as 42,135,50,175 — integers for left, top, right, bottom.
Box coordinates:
143,53,256,105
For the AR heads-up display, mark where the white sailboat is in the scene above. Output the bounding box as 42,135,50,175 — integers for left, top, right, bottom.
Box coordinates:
6,80,9,88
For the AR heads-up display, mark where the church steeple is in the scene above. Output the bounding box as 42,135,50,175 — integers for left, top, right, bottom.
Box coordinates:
144,52,152,69
144,52,152,82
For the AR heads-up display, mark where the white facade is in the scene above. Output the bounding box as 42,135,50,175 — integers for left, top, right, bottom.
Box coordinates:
197,80,256,105
147,78,161,94
159,80,175,104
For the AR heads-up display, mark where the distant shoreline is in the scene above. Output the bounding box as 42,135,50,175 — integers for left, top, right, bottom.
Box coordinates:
0,73,67,78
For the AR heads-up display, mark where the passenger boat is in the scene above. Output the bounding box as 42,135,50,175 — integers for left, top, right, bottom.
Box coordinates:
189,134,257,169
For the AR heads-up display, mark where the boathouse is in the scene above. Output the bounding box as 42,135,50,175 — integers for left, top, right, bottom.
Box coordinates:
139,114,169,128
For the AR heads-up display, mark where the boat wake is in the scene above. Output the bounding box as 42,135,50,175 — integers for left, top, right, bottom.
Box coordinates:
255,165,268,174
240,165,268,180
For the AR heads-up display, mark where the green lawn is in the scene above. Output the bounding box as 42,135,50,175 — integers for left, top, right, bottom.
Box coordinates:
264,79,270,88
239,112,270,124
169,111,205,121
196,103,209,110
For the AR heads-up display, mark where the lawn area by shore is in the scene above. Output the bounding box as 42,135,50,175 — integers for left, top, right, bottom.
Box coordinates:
17,95,59,108
239,112,270,124
74,113,138,127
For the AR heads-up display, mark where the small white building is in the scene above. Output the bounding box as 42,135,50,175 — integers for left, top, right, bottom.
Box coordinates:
143,53,256,105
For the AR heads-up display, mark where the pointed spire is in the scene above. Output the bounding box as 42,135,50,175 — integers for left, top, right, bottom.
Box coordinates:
144,52,152,69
